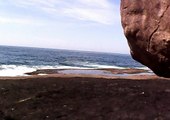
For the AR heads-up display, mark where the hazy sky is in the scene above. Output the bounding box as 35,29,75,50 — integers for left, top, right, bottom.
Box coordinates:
0,0,129,54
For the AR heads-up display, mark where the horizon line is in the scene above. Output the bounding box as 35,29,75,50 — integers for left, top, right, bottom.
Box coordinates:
0,44,130,55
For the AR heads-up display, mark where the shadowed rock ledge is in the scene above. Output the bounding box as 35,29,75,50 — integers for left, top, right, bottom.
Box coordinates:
121,0,170,77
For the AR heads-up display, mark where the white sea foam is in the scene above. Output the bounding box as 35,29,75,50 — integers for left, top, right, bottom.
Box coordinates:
0,65,36,77
86,64,126,69
0,65,87,76
38,74,47,76
56,65,86,69
34,65,58,69
135,67,151,70
0,63,138,77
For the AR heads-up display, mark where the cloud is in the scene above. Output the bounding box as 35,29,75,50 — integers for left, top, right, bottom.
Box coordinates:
7,0,119,25
63,8,113,25
0,17,29,24
0,16,43,26
61,0,119,25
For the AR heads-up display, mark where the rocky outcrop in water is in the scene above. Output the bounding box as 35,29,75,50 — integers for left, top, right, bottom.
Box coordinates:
121,0,170,77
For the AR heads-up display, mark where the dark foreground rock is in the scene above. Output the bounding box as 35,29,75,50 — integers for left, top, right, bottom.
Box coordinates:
0,76,170,120
121,0,170,77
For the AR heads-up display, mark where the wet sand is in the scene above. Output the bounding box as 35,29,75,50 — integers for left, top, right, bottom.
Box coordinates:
0,69,170,120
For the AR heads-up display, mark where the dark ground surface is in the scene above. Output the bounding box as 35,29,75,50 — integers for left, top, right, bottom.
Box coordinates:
0,76,170,120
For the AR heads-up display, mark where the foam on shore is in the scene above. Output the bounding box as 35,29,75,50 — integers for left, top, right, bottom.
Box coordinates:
0,64,151,77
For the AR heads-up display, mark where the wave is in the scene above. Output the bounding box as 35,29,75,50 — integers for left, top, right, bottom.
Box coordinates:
0,65,36,77
0,63,139,77
135,66,152,72
87,64,126,69
0,65,89,76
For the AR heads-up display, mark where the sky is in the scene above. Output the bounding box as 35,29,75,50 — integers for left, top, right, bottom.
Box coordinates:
0,0,129,54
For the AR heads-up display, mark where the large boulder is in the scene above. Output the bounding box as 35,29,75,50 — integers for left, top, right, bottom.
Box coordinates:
121,0,170,77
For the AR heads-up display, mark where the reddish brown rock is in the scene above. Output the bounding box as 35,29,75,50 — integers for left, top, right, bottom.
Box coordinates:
121,0,170,77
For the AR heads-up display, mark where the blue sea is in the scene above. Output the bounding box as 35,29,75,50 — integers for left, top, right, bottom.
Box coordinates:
0,45,147,76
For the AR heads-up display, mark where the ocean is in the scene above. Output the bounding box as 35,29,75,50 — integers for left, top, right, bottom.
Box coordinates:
0,45,147,76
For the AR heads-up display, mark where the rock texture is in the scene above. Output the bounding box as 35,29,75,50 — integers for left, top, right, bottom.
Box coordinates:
121,0,170,77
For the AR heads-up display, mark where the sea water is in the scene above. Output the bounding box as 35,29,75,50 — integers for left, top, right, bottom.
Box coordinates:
0,45,147,76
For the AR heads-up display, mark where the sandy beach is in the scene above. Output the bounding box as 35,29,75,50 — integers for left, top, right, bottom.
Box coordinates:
0,69,169,120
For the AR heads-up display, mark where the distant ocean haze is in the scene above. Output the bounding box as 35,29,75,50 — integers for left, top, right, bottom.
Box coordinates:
0,45,147,76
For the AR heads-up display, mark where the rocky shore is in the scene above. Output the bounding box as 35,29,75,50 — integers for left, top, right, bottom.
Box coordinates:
0,70,169,120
